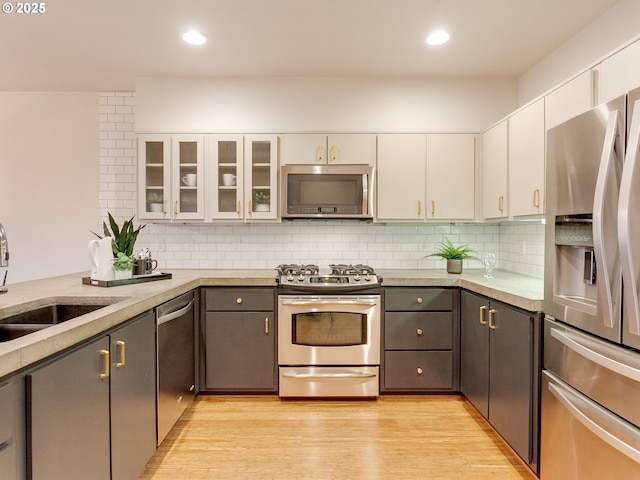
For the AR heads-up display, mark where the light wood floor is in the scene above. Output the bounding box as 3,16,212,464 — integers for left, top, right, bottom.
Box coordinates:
139,395,538,480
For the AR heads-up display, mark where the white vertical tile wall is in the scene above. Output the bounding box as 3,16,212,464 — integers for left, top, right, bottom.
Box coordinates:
98,92,545,277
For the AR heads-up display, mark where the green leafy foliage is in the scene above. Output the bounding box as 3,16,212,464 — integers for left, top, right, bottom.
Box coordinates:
112,251,135,270
426,238,479,261
254,191,270,204
92,212,146,257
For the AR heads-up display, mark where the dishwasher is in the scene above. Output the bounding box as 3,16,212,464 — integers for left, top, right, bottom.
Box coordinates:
156,291,195,445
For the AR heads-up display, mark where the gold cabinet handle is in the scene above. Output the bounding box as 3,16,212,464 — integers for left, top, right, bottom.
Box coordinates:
174,200,179,215
330,146,337,162
236,201,241,215
498,195,504,213
417,200,421,216
489,309,496,330
115,340,126,368
416,367,423,375
248,200,252,214
236,297,243,304
416,297,423,304
264,317,269,334
416,328,423,336
533,189,540,208
317,146,324,162
163,200,167,215
479,305,487,325
431,200,435,216
99,349,110,379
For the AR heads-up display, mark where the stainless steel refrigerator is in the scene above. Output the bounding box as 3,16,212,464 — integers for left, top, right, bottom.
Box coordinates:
541,87,640,478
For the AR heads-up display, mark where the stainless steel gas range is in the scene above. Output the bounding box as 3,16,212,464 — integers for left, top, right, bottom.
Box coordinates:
276,264,382,398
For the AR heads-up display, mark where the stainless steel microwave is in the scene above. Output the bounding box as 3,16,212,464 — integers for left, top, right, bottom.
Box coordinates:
280,164,375,219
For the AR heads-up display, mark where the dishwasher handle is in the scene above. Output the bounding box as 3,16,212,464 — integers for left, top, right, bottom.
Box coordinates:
157,299,194,325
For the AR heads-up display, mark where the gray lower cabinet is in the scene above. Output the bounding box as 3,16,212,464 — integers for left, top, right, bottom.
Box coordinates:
0,374,25,480
382,287,460,392
201,287,277,393
27,311,156,480
460,290,541,473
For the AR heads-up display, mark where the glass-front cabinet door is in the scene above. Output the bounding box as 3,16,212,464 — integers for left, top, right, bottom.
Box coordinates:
171,135,205,221
245,135,278,220
207,135,244,220
138,135,170,220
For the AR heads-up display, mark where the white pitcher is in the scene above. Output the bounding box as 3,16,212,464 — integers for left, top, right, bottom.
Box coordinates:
88,237,115,281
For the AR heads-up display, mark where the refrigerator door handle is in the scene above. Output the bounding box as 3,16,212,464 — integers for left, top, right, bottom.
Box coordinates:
593,109,622,329
619,99,640,336
548,379,640,464
550,326,640,382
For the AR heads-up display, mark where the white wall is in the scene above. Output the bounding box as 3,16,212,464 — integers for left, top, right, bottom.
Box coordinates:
0,92,99,284
518,0,640,105
136,77,518,134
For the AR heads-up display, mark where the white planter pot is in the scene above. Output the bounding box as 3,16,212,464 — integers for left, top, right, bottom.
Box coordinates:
114,269,132,280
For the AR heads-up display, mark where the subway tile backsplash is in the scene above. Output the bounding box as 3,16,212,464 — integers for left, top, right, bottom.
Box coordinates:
99,92,545,278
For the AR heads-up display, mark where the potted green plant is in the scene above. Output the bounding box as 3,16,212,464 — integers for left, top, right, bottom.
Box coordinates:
425,238,479,274
254,191,270,212
146,191,164,213
92,213,146,278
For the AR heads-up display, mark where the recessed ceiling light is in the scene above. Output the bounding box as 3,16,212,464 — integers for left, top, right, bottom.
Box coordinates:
182,30,206,46
426,30,450,46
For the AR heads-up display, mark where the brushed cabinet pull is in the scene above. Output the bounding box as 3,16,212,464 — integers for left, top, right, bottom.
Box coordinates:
264,317,269,334
236,297,243,304
489,309,496,330
174,200,179,215
498,195,504,213
115,340,126,368
163,200,167,215
416,367,423,375
236,201,241,215
248,200,252,214
417,201,421,216
416,328,423,336
533,189,540,208
431,200,435,216
317,146,325,162
416,297,423,304
479,305,487,325
330,146,337,161
99,350,110,379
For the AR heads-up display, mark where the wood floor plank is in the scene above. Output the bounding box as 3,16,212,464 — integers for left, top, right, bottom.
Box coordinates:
139,395,538,480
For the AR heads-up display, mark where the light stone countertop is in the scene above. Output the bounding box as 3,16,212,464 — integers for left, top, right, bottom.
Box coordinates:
0,268,542,380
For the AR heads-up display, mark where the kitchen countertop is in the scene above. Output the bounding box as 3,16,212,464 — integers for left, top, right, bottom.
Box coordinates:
0,268,542,380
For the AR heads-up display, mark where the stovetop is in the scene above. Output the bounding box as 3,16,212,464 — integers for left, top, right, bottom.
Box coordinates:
276,263,381,290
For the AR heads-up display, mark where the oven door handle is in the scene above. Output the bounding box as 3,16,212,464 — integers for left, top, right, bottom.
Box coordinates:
280,299,377,306
282,370,377,379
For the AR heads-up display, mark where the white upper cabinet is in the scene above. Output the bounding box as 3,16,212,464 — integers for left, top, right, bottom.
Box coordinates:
376,134,426,221
280,134,376,165
207,135,245,220
244,135,279,220
138,134,205,221
598,39,640,103
545,70,593,130
508,98,545,218
426,134,476,220
481,121,509,220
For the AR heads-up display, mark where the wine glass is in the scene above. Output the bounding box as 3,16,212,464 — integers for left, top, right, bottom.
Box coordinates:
483,252,497,279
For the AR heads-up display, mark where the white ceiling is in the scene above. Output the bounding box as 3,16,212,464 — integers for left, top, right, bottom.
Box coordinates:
0,0,620,91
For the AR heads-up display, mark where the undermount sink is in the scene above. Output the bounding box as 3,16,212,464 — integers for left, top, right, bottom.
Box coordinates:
0,304,111,342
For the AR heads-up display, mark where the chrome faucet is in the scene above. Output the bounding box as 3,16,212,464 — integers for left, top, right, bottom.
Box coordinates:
0,222,8,294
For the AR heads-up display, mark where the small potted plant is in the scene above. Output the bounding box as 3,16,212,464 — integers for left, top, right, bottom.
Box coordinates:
254,191,270,212
425,238,479,274
146,191,164,213
93,213,146,279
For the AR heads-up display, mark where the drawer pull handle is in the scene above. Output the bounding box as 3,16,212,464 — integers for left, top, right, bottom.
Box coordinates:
264,317,269,334
416,297,423,304
479,305,487,325
236,298,243,304
489,309,496,330
99,350,110,379
115,340,125,368
416,367,423,375
416,328,423,336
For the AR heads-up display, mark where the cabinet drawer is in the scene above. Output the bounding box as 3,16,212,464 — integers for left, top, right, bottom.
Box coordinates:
385,288,453,311
204,287,274,311
384,351,453,390
385,312,452,350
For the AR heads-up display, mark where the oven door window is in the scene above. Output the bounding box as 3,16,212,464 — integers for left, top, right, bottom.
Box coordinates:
292,311,367,346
